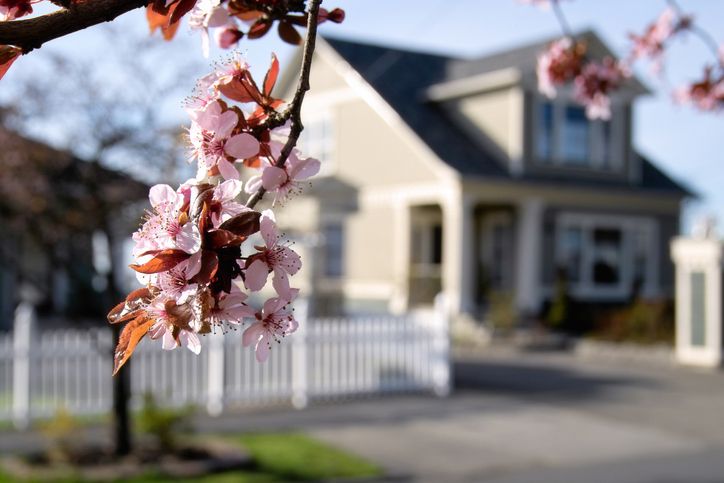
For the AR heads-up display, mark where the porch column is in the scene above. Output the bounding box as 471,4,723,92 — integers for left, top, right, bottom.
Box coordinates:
515,197,544,316
443,193,475,316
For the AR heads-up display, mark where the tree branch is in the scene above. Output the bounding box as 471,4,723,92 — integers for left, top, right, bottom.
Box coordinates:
0,0,149,53
245,0,321,209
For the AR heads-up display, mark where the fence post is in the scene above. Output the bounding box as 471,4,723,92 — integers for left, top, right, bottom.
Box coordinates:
13,301,36,430
291,298,309,409
432,293,451,397
206,331,225,416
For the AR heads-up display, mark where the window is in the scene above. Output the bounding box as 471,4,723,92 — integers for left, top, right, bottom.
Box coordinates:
534,100,618,169
299,112,334,175
562,106,589,164
536,102,554,161
412,223,442,266
591,228,622,285
322,224,344,278
556,215,657,298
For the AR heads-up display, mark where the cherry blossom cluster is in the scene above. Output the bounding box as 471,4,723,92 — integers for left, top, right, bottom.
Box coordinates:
537,37,629,120
107,54,319,374
528,1,724,115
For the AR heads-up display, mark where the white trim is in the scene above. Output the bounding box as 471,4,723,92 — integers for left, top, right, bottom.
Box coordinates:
317,279,395,299
316,41,460,184
424,68,521,101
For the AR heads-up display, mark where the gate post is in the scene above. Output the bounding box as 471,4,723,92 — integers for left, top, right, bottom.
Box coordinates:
671,236,722,368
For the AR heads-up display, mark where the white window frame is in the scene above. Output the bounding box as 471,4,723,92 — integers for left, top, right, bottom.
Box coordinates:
554,212,659,300
299,108,335,177
321,221,345,279
533,96,623,171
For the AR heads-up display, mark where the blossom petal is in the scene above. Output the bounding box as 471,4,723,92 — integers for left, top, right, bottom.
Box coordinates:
162,330,178,350
276,246,302,275
149,184,176,208
261,166,287,190
272,268,293,301
255,336,271,362
260,211,277,247
289,157,320,181
263,296,287,316
215,110,239,140
245,259,269,292
180,331,202,355
225,133,260,159
177,222,202,254
217,158,240,180
215,179,243,202
242,322,265,347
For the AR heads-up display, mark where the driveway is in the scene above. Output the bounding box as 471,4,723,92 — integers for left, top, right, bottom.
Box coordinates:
308,349,724,482
3,348,724,482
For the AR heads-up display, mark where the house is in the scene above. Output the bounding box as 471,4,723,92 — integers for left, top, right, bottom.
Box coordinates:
0,126,148,329
274,31,691,320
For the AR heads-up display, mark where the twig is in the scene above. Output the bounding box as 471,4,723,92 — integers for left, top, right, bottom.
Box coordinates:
0,0,148,53
550,0,573,38
245,0,322,209
666,0,722,67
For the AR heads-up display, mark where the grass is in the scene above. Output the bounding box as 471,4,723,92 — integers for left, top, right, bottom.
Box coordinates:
237,432,380,481
0,431,381,482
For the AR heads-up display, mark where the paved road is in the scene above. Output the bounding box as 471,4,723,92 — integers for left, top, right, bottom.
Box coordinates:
3,348,724,482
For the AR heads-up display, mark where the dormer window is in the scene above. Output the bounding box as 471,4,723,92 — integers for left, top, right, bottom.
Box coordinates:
534,100,618,169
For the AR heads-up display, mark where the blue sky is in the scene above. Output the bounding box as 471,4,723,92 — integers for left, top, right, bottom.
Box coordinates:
5,0,723,233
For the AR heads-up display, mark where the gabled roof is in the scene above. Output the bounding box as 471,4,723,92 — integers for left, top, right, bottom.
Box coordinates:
323,35,691,197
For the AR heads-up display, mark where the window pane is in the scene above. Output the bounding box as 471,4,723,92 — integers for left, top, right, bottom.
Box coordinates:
562,106,589,164
601,120,612,168
592,228,621,285
323,224,344,277
536,102,554,160
560,227,582,283
431,224,443,265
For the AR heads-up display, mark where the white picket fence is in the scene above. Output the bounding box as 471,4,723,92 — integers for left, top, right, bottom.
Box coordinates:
0,299,450,428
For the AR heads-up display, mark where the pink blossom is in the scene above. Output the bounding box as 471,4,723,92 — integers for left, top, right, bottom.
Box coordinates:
674,68,724,112
244,142,320,204
188,0,230,57
210,286,255,327
157,261,199,304
148,298,202,354
189,100,260,181
244,210,301,300
134,184,201,257
211,179,249,227
242,293,299,362
536,37,583,98
573,58,629,120
628,7,690,73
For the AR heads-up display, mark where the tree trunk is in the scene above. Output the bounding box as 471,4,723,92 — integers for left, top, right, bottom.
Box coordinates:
111,324,132,456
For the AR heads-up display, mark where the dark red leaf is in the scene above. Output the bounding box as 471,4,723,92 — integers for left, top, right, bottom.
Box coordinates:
263,53,280,97
277,20,302,45
219,211,261,236
130,249,188,274
207,229,243,249
248,19,273,39
113,316,154,375
169,0,198,25
191,250,219,285
0,46,21,81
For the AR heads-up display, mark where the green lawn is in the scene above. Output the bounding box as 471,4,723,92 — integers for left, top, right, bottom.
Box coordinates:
0,431,381,482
